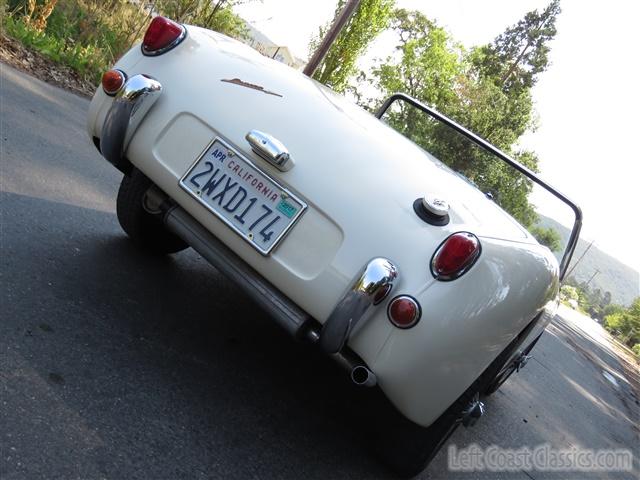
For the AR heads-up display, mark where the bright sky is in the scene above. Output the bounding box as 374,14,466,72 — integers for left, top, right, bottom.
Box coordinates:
235,0,640,272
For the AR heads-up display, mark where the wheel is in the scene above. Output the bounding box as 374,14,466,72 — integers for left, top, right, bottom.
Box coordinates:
483,362,518,396
482,333,542,396
358,367,489,477
116,169,188,254
369,387,474,478
366,327,534,476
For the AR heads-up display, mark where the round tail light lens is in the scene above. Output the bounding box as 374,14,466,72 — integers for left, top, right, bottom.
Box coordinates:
431,232,481,281
142,16,186,56
101,69,126,95
387,295,421,329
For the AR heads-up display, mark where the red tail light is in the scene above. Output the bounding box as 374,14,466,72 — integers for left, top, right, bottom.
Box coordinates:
101,69,125,95
387,295,421,329
431,232,481,280
142,16,186,56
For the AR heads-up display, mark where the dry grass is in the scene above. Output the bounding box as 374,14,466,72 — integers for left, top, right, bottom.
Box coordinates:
3,0,151,84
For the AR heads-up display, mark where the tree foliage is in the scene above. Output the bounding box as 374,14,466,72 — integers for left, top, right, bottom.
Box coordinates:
560,284,578,302
363,2,562,231
564,276,616,320
157,0,255,39
470,0,561,95
530,225,561,251
310,0,394,93
561,277,637,355
604,298,640,351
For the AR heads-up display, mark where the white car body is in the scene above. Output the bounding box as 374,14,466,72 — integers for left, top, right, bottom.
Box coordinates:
87,25,576,430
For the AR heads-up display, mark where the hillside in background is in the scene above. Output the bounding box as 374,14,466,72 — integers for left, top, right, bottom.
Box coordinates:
538,215,639,306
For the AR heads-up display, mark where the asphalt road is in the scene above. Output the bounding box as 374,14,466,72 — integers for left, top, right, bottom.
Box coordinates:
1,64,638,480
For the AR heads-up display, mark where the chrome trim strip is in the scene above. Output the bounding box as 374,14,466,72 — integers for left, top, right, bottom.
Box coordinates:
319,258,399,354
245,130,294,171
100,74,162,169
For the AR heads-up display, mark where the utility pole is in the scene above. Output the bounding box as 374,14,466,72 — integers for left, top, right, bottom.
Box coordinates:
564,239,595,280
303,0,361,77
584,269,600,289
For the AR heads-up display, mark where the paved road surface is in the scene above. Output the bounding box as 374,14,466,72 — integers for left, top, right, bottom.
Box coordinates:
1,65,638,479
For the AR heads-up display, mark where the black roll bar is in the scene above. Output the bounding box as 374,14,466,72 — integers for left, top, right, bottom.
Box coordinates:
376,93,582,281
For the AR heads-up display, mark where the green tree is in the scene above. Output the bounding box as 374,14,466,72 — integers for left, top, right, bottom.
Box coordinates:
157,0,253,39
310,0,394,93
530,225,561,251
365,2,562,229
604,298,640,348
368,9,462,107
470,0,561,95
560,285,578,302
603,303,623,317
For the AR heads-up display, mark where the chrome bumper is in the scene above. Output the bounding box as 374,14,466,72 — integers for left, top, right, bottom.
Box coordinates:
100,74,162,172
319,258,398,353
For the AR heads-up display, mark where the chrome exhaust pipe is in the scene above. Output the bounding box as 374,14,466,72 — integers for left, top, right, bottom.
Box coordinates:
351,365,377,387
155,194,379,388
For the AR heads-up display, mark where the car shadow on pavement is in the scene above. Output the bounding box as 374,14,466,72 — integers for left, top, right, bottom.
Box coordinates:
1,192,395,479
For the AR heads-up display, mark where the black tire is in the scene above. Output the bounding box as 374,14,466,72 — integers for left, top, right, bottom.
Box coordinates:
368,385,475,478
483,333,542,397
368,326,536,477
482,363,518,397
116,169,188,254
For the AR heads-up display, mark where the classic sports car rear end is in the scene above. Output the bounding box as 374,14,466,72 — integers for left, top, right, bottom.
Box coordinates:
87,17,582,476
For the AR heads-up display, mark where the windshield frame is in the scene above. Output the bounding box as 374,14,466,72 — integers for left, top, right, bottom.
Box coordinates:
376,93,582,281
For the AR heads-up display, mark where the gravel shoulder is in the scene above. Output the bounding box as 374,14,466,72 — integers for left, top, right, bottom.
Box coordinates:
1,32,94,97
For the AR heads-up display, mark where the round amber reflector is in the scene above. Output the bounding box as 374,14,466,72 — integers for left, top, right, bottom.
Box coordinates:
387,295,421,329
102,69,125,95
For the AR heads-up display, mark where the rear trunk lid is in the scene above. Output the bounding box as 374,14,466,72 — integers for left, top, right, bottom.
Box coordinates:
178,27,533,245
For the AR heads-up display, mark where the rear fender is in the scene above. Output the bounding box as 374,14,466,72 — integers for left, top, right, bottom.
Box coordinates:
366,237,559,426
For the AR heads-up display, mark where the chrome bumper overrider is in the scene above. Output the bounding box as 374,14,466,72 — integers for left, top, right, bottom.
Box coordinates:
319,258,399,354
100,74,162,172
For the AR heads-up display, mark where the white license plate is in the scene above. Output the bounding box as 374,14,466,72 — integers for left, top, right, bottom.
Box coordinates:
180,138,306,255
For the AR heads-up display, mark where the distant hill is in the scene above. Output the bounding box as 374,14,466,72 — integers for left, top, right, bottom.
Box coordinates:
538,215,639,306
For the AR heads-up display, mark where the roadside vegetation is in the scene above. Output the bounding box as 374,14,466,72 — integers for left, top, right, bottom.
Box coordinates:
1,0,252,85
313,0,563,249
560,282,639,358
603,300,640,357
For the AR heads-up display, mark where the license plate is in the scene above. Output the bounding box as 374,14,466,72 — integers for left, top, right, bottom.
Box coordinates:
180,138,307,255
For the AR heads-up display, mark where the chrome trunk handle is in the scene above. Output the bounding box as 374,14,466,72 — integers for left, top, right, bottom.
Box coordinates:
245,130,294,171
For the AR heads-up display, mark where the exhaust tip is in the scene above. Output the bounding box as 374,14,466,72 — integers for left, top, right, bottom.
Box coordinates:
351,365,377,387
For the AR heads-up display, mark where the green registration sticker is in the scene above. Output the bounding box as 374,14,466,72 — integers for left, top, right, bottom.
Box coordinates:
277,199,298,218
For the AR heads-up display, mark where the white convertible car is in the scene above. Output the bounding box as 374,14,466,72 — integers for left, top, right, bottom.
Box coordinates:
87,17,582,475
